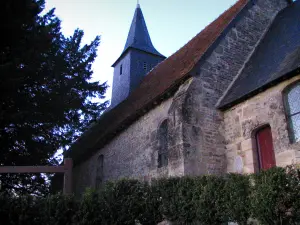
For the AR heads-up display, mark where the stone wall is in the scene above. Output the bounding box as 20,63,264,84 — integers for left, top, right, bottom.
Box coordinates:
72,0,290,196
111,49,164,108
129,50,165,92
111,52,131,108
72,97,182,196
224,75,300,173
178,0,288,175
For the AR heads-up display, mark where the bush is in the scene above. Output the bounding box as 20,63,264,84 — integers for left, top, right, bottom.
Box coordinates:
76,188,105,225
139,182,163,225
0,192,11,225
99,179,161,225
251,166,300,225
222,173,251,225
40,193,78,225
153,174,250,225
0,194,40,225
154,176,198,224
1,166,300,225
195,175,226,224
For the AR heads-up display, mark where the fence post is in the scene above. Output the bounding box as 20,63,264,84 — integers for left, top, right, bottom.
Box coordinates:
63,158,73,194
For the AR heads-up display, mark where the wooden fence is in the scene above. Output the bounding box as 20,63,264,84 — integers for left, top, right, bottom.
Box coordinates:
0,158,73,194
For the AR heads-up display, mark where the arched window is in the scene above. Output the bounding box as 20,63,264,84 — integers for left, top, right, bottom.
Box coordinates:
158,120,168,168
95,154,104,188
284,81,300,143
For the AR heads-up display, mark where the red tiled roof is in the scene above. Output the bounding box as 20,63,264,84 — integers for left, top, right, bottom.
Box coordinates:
69,0,248,164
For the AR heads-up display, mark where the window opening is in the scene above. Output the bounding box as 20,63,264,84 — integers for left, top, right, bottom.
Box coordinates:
284,82,300,143
158,120,168,168
143,62,147,71
96,154,104,188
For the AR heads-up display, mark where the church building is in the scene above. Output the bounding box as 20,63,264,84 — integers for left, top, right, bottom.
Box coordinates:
68,0,300,196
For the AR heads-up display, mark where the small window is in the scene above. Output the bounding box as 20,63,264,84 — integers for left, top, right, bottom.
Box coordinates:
96,154,104,188
284,81,300,143
143,62,147,71
158,120,168,168
120,65,123,75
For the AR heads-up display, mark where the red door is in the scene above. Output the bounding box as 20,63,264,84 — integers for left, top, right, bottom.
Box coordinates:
256,126,276,170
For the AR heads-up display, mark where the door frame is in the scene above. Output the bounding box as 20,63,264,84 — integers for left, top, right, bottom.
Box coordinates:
255,125,276,171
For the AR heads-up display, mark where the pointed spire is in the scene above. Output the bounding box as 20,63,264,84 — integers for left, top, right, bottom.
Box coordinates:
112,2,165,66
137,0,140,8
122,3,163,56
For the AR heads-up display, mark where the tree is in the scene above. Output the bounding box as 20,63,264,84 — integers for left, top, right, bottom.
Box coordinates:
0,0,108,195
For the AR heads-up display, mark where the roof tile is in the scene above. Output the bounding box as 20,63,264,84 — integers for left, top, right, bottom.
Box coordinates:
69,0,248,163
219,1,300,109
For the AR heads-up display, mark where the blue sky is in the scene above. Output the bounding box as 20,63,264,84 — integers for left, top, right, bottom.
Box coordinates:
44,0,237,102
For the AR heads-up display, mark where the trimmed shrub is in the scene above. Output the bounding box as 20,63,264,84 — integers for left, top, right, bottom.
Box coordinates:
2,194,40,225
0,166,300,225
251,166,300,225
286,165,300,223
195,175,227,224
139,183,163,225
154,174,250,224
76,188,105,225
154,176,198,224
222,173,251,225
40,193,78,225
0,192,14,225
99,179,161,225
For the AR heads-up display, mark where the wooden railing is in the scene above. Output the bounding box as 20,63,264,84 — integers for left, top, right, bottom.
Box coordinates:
0,158,73,194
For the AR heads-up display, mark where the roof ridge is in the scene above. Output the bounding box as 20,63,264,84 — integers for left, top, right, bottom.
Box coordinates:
218,0,294,109
69,0,249,164
216,6,276,108
129,0,248,105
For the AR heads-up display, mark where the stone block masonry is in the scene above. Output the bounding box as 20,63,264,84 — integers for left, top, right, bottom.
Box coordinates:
224,75,300,173
177,0,288,175
72,98,177,196
72,0,290,196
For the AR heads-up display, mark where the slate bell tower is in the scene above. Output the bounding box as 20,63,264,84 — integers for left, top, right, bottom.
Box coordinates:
110,3,165,108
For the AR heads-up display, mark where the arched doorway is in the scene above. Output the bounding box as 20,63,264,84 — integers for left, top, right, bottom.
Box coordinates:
255,126,276,170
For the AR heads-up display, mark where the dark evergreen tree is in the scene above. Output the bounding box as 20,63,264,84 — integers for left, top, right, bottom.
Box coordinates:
0,0,108,195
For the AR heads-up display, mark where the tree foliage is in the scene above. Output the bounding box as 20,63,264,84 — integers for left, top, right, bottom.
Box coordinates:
0,0,108,195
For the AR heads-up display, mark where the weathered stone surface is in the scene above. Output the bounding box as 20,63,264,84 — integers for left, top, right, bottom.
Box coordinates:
72,98,175,196
72,0,290,196
180,0,288,176
224,76,300,172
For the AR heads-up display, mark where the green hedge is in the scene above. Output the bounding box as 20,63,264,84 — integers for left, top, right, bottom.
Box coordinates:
251,166,300,225
1,166,300,225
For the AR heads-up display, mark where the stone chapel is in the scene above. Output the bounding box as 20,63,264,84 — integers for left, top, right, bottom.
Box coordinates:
67,0,300,196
